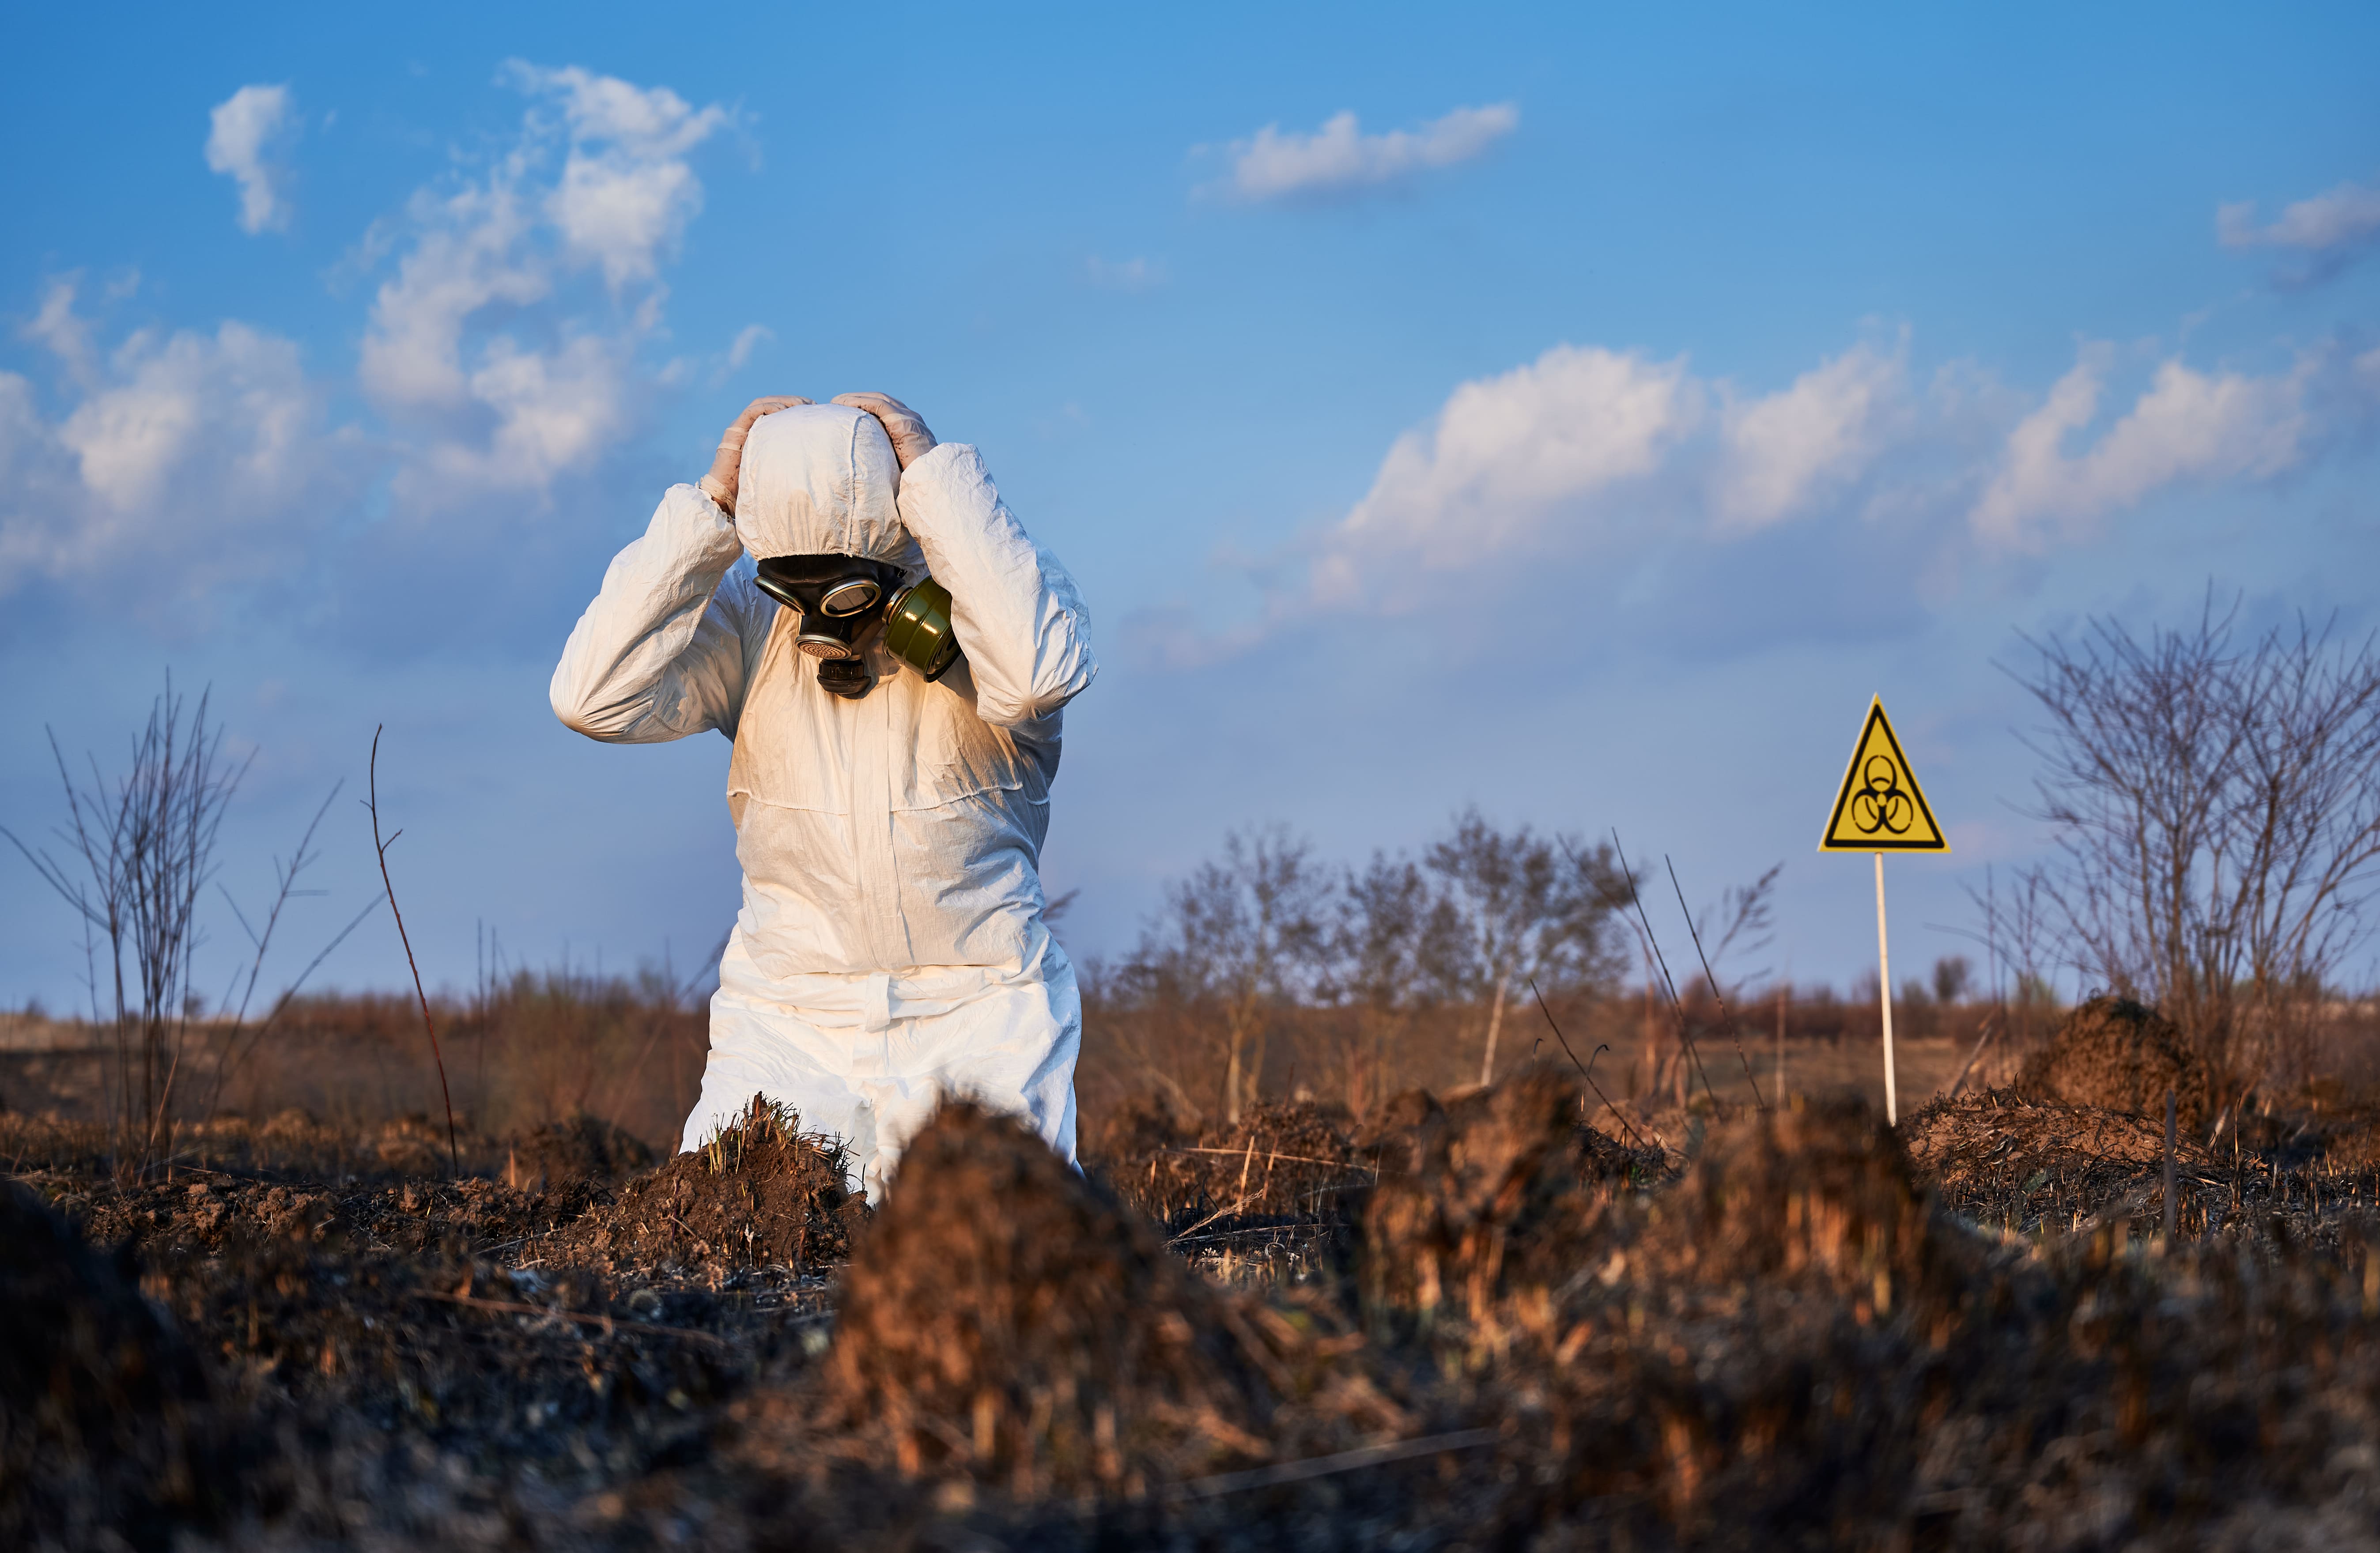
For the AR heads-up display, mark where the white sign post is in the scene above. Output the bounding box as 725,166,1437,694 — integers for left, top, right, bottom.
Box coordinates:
1819,698,1947,1127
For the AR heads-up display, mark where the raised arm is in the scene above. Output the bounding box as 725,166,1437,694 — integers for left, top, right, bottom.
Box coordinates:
552,396,807,742
888,443,1097,727
550,483,762,743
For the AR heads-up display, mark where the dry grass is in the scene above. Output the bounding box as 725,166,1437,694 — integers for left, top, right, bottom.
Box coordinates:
13,979,2380,1548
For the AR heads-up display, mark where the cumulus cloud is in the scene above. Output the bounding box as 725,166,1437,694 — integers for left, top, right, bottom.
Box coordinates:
506,63,729,289
204,84,299,234
1220,103,1518,202
357,63,729,505
0,285,351,601
1714,336,1907,532
4,61,724,628
1970,345,2312,551
1185,320,2363,659
1311,343,1698,604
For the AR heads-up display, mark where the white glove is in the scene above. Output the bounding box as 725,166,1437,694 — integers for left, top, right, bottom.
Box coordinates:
831,392,937,469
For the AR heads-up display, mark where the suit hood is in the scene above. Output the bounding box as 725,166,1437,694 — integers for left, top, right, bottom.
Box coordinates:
733,403,922,567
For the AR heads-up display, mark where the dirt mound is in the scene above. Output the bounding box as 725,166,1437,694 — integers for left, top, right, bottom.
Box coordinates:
504,1112,656,1190
557,1098,861,1273
1111,1098,1369,1224
2018,994,2217,1127
768,1099,1407,1500
0,1182,229,1551
1080,1089,1190,1164
1905,1088,2221,1233
1359,1069,1632,1322
1634,1096,1948,1309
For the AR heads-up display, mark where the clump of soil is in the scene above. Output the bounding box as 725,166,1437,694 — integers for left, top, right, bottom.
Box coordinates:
1906,1088,2220,1234
1359,1068,1638,1322
505,1113,656,1191
0,1182,228,1551
2018,994,2217,1127
1107,1098,1371,1224
559,1098,861,1274
1632,1095,1949,1309
769,1099,1408,1501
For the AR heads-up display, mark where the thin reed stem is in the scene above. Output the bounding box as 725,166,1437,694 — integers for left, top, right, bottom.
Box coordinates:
1607,830,1716,1105
1529,977,1649,1151
1664,855,1767,1110
368,725,459,1177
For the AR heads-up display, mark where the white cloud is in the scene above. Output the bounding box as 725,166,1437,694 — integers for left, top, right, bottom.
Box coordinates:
2218,178,2380,252
1969,344,2312,551
506,63,729,289
0,296,351,600
21,276,101,386
1311,343,1699,604
357,64,729,505
204,84,298,234
1714,336,1907,532
724,324,772,371
1191,322,2358,654
1220,103,1518,202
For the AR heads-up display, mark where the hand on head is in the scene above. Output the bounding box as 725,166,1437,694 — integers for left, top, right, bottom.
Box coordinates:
699,396,811,514
832,393,937,469
696,393,937,514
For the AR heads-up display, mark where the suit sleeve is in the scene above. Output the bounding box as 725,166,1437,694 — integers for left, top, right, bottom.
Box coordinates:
550,484,762,743
892,443,1097,727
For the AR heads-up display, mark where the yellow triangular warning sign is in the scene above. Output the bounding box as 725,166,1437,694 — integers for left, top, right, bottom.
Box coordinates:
1819,698,1948,852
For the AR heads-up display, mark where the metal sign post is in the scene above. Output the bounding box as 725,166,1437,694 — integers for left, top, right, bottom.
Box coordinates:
1819,697,1948,1127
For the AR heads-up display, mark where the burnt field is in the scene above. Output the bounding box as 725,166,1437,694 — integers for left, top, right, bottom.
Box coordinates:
12,1001,2380,1551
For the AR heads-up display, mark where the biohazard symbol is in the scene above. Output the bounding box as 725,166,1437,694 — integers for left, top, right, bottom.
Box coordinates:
1820,698,1948,852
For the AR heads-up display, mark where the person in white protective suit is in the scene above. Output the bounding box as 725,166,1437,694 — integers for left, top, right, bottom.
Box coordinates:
550,393,1096,1198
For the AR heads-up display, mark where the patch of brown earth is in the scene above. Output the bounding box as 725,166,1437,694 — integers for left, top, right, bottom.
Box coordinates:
1,1182,230,1552
1905,1088,2226,1233
557,1098,862,1275
1631,1094,1953,1307
2018,994,2218,1127
1105,1097,1371,1224
504,1112,657,1191
1358,1068,1653,1324
742,1099,1409,1503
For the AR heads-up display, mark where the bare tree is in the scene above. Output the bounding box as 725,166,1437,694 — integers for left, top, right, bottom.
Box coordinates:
1123,825,1332,1123
1322,850,1459,1112
2007,594,2380,1094
6,680,246,1165
1425,808,1629,1087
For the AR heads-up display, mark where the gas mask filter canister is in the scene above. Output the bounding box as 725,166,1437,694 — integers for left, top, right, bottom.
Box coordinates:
754,555,964,699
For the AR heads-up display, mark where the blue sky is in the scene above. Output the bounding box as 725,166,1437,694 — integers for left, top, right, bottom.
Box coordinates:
4,2,2377,1014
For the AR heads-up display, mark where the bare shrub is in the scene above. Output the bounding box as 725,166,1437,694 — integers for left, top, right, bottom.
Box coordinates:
5,680,244,1166
1097,811,1635,1128
2006,593,2380,1095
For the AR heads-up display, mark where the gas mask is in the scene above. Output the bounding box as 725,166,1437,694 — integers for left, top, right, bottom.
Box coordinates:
753,554,963,700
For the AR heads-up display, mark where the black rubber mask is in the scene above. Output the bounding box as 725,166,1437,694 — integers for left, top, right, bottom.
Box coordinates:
753,554,909,700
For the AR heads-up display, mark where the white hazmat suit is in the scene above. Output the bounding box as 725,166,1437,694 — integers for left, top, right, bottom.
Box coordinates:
551,403,1096,1196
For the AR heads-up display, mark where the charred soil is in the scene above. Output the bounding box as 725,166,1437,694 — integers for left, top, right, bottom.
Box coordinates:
11,1055,2380,1549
